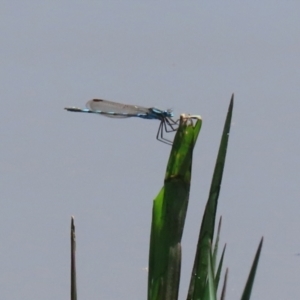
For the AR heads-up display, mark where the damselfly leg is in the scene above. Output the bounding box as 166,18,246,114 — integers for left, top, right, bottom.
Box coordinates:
156,117,180,145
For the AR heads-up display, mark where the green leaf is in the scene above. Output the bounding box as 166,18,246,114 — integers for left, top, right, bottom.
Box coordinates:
215,244,226,290
220,268,228,300
240,237,264,300
70,216,77,300
212,217,226,291
188,95,234,300
212,216,222,273
207,248,217,300
148,115,202,300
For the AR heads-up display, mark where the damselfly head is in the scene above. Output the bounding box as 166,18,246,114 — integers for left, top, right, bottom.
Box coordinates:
166,108,174,117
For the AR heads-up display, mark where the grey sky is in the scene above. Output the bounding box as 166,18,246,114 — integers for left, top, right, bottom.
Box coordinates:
1,2,300,299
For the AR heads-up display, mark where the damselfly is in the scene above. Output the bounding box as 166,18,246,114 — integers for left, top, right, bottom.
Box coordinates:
65,99,179,145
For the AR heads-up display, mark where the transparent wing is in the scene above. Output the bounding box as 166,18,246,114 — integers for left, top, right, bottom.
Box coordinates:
86,99,150,118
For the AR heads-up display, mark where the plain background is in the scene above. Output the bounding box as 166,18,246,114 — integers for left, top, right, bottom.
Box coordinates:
1,2,300,299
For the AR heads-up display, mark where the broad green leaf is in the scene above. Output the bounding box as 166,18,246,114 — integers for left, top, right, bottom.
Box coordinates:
148,115,202,300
